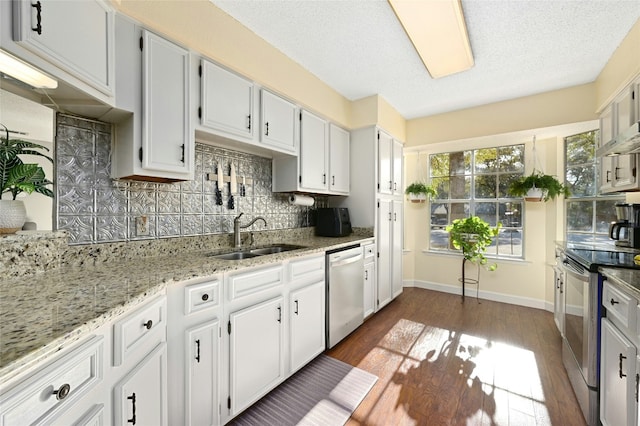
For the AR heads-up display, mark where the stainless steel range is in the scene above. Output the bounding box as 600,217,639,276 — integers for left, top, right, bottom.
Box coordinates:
560,246,640,426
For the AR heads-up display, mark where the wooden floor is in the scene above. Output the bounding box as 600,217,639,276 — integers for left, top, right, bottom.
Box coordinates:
327,288,587,426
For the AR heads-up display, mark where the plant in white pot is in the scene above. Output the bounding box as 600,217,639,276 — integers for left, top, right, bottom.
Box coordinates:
405,182,437,203
507,171,570,202
0,124,53,234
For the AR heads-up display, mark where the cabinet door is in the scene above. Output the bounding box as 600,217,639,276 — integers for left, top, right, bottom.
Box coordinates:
613,154,638,189
261,89,297,153
616,85,636,133
363,261,376,318
377,199,392,310
142,31,191,175
392,140,403,196
290,281,325,373
185,320,220,426
600,318,635,426
329,124,350,194
113,343,168,426
392,200,403,299
553,268,565,336
201,60,255,139
600,105,615,192
378,131,393,195
299,110,328,192
229,297,284,416
13,0,115,95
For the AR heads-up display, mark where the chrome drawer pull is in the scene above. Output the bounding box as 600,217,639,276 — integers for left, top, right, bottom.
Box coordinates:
53,383,71,401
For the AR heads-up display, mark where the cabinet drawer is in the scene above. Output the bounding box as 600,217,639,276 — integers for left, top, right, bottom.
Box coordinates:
0,336,103,426
288,254,325,283
227,264,284,302
603,281,635,332
363,243,375,259
113,295,167,366
184,278,221,316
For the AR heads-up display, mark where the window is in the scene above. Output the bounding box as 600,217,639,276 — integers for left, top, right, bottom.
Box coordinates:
429,144,525,258
565,130,623,244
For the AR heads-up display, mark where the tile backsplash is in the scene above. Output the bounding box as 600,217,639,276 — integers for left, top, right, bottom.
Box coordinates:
55,114,314,245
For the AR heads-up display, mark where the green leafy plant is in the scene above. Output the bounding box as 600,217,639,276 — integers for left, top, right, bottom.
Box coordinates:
446,216,500,271
0,124,53,200
405,182,437,198
507,171,570,201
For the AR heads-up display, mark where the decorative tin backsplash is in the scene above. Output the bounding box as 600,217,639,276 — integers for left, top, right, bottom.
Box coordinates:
55,114,313,245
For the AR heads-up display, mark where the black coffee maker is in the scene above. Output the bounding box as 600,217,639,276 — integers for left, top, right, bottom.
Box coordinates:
609,203,640,248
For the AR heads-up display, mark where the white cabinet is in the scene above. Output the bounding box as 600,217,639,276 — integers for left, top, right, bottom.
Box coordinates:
228,296,284,416
599,80,639,193
299,109,329,192
363,242,376,318
601,318,636,426
113,343,168,426
200,60,255,141
111,18,193,181
377,199,403,308
329,124,350,194
290,281,325,373
553,264,565,335
272,110,350,195
377,130,403,196
167,276,221,426
392,199,403,298
12,0,115,96
261,89,297,153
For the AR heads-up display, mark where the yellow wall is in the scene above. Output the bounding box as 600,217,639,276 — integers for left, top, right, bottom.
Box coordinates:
595,19,640,112
351,95,407,140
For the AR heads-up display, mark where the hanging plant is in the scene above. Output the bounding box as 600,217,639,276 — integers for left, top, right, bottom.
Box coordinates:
507,171,570,202
405,182,436,203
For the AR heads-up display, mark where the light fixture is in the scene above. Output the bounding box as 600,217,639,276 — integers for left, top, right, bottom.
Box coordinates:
388,0,474,79
0,49,58,89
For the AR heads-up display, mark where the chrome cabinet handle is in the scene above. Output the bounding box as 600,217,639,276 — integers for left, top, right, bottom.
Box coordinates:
53,383,71,401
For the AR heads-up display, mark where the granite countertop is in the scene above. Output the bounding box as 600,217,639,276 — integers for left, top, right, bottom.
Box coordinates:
599,267,640,299
0,233,372,382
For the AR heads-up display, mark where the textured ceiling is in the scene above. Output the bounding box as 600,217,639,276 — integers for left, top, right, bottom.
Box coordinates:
211,0,640,120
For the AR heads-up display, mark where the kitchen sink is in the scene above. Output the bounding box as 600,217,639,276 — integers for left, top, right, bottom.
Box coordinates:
249,244,306,255
210,251,261,260
209,244,306,260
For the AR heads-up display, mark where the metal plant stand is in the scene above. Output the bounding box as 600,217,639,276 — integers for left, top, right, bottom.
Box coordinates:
458,258,480,303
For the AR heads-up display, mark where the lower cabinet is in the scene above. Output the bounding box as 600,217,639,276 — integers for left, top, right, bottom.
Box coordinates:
290,281,325,373
363,241,376,318
378,199,402,309
601,318,636,426
229,296,285,416
113,343,168,426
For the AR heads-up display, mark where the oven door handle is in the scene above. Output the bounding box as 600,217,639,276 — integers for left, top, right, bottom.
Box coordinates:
562,262,589,282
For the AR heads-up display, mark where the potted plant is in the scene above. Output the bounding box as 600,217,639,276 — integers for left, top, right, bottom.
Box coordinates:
507,171,570,202
0,123,53,234
405,182,437,203
446,216,500,271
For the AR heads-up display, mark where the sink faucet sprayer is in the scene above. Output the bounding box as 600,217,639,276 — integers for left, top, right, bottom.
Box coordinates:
234,213,267,248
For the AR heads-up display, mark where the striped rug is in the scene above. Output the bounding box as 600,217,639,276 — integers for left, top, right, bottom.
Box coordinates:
230,355,377,426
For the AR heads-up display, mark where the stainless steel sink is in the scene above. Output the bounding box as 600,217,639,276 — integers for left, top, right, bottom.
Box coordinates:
208,244,306,260
210,251,261,260
249,244,306,255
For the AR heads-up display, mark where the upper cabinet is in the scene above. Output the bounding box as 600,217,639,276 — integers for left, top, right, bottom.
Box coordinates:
272,110,350,195
111,17,194,181
599,81,639,194
11,0,115,97
200,60,255,141
260,89,297,154
378,130,403,196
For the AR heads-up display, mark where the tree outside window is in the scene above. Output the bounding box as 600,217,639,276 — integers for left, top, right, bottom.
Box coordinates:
564,130,623,245
429,144,525,258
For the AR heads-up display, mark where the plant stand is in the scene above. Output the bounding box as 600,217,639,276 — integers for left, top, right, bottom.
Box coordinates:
458,258,480,303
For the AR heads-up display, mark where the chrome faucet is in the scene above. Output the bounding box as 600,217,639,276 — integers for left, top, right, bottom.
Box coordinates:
233,213,267,249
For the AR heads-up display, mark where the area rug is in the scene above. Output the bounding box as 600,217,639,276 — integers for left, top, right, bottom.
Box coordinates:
230,355,378,426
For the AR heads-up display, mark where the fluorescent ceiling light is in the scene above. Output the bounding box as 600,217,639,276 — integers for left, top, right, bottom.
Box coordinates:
388,0,474,79
0,50,57,89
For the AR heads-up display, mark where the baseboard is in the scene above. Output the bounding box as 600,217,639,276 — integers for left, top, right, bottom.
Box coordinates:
404,279,551,311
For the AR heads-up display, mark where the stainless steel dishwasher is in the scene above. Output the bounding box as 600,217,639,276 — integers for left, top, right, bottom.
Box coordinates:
326,244,364,348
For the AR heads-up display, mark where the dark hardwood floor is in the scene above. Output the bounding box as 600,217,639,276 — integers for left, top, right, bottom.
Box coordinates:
327,288,587,426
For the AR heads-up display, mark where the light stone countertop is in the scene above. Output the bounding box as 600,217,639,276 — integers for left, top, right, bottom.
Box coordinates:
0,233,373,382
